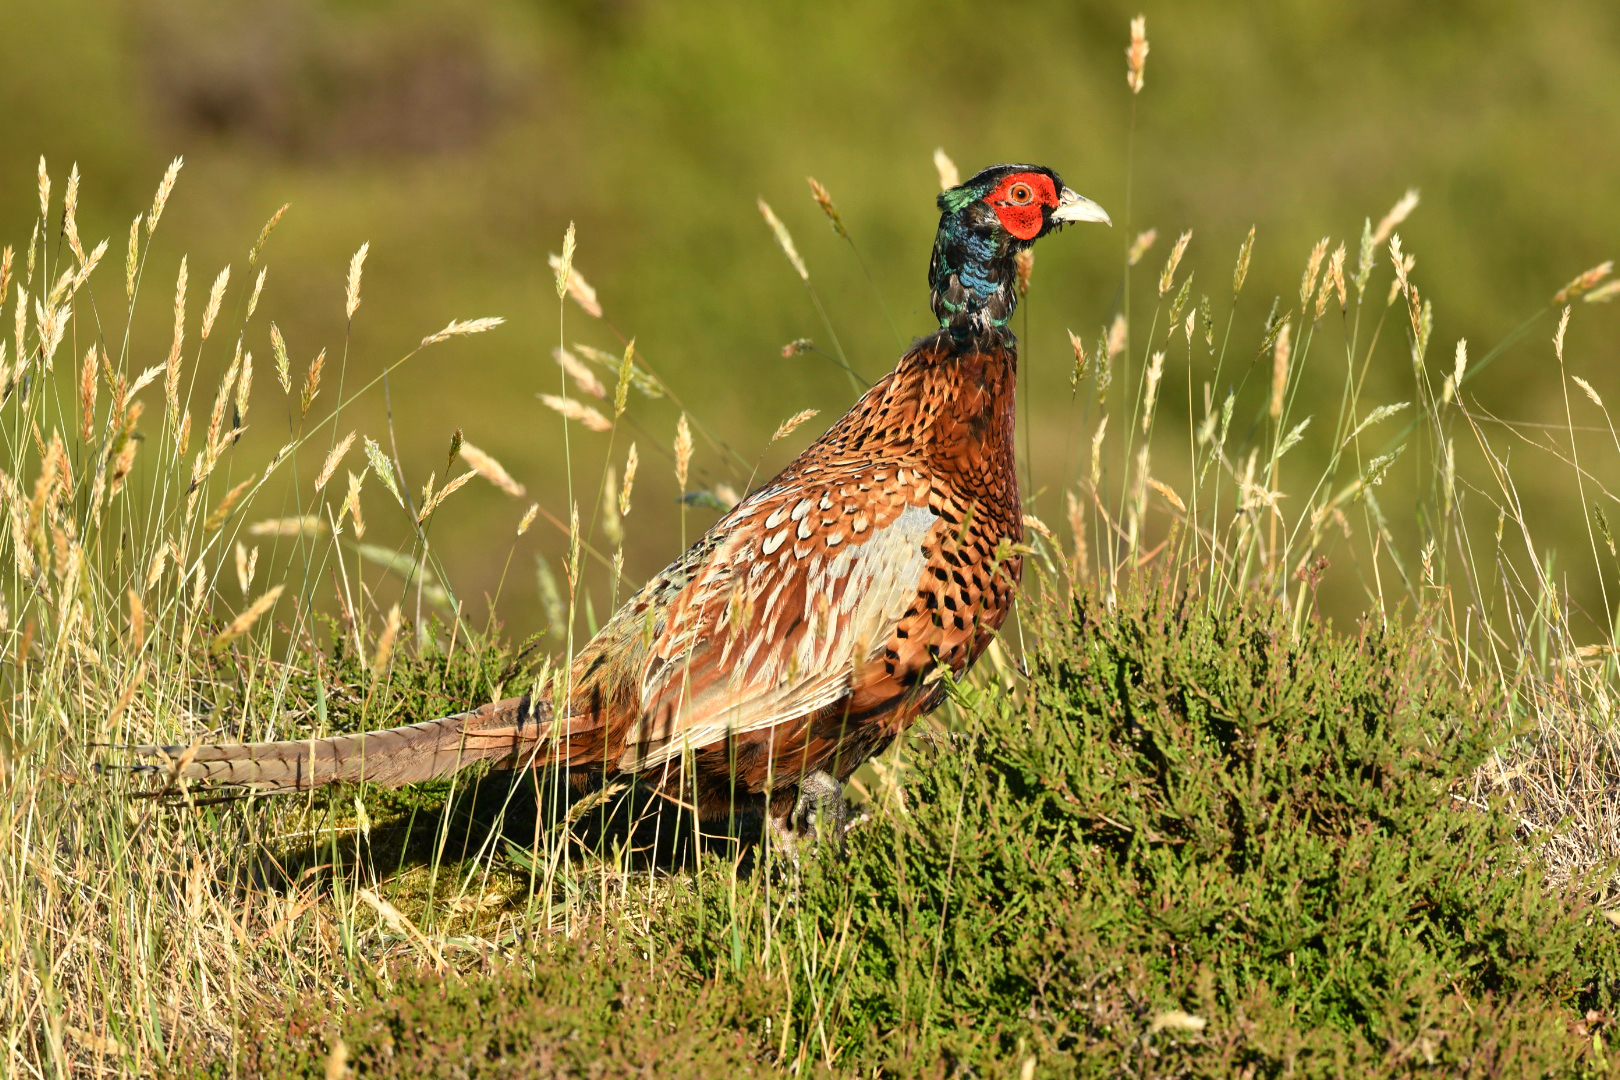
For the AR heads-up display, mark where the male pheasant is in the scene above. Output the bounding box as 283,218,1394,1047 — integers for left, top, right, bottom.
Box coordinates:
139,164,1109,840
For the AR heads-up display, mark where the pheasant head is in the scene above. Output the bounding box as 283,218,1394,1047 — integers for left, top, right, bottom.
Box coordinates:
929,163,1110,332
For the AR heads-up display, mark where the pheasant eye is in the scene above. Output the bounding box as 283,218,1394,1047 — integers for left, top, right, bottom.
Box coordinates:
1009,183,1033,204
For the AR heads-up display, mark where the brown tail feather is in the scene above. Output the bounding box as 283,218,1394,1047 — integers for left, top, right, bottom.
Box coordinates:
139,696,550,792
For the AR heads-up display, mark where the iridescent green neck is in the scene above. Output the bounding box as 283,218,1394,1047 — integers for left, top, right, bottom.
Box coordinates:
928,212,1020,333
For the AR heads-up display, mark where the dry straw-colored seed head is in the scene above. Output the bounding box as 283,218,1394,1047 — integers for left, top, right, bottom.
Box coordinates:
201,265,229,341
1159,229,1191,297
416,470,475,524
148,157,183,236
772,408,820,442
460,441,526,498
37,156,49,220
1126,15,1149,94
1089,416,1109,489
933,147,960,191
518,502,539,536
539,393,612,432
674,413,693,489
1585,279,1620,304
620,442,638,516
781,338,814,358
248,203,289,266
614,339,636,418
64,163,85,264
421,316,504,348
165,256,187,423
548,252,601,317
247,266,266,322
1554,305,1571,362
554,347,606,398
555,222,577,301
1067,329,1088,386
1573,375,1603,409
1554,260,1613,304
757,199,808,281
344,241,369,320
1270,320,1292,419
1372,188,1420,248
1127,228,1157,267
1106,313,1128,362
1231,225,1257,296
1328,243,1347,311
1300,237,1329,307
212,584,285,653
807,177,847,239
1142,351,1165,433
315,431,356,491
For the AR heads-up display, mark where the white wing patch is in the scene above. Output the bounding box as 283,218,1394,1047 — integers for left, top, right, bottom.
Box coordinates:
618,502,937,771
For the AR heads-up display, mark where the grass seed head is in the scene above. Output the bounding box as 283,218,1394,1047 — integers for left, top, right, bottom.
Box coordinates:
1372,188,1420,248
344,241,369,320
555,222,577,300
165,256,187,424
772,408,820,442
1126,15,1149,94
1015,248,1035,298
1127,228,1157,267
36,156,49,220
1233,225,1256,295
148,157,182,236
1554,260,1613,304
613,339,635,418
933,147,960,190
1300,237,1329,307
460,441,526,498
674,412,692,489
1142,351,1165,433
363,437,403,506
315,431,356,492
1554,305,1571,361
547,252,601,317
63,163,84,264
539,393,611,432
201,265,229,341
270,323,291,393
301,348,325,418
420,317,504,347
757,199,808,281
246,266,266,322
554,347,606,398
248,202,289,266
807,177,847,239
1067,329,1088,387
620,442,638,516
517,502,539,536
1270,319,1292,419
1159,229,1191,296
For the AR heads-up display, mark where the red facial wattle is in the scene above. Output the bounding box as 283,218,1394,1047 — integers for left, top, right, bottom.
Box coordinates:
984,172,1058,241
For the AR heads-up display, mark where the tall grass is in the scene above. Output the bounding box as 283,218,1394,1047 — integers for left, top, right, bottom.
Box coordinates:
3,18,1619,1075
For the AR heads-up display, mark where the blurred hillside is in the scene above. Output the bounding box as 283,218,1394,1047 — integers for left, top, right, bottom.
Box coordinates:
4,0,1617,637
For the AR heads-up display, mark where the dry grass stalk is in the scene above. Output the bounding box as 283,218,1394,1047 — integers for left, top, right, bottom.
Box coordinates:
148,156,183,236
807,177,847,239
248,202,290,266
212,584,285,651
539,393,611,432
315,432,356,491
674,413,693,489
1015,249,1035,298
620,442,638,516
301,348,326,419
772,409,819,442
1148,478,1186,513
1372,188,1420,247
1159,229,1192,297
460,441,526,498
205,476,256,532
1142,351,1165,433
554,347,606,398
420,317,504,347
345,242,369,320
164,256,187,425
63,163,85,264
247,266,266,321
417,470,475,523
933,147,960,190
1554,261,1614,304
1126,15,1149,94
555,222,577,301
251,515,325,537
757,199,808,281
1270,320,1292,419
1127,228,1157,267
201,265,229,341
1300,237,1329,307
547,253,601,317
1233,225,1256,294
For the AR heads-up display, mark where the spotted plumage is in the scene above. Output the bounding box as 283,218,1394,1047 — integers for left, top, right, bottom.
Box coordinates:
134,164,1110,837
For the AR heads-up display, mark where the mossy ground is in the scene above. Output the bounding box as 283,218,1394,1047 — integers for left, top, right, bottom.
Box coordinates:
182,580,1620,1078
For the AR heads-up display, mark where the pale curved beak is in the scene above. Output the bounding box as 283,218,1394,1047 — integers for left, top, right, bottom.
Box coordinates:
1052,187,1112,226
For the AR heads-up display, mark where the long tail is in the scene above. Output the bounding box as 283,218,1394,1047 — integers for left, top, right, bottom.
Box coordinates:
131,696,551,793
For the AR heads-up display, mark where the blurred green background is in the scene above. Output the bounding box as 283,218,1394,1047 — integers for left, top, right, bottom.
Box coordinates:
6,0,1618,638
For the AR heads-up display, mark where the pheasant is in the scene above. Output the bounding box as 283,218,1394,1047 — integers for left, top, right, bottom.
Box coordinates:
137,164,1110,843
